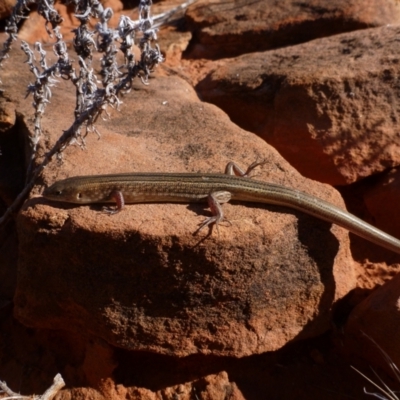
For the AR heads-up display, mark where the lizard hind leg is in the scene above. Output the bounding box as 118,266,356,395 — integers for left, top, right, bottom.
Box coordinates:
195,191,232,235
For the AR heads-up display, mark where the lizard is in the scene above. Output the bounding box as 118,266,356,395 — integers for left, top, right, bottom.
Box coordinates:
43,161,400,255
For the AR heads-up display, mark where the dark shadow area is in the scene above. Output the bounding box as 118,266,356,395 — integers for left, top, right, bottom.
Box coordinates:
1,304,399,399
184,16,371,60
121,0,165,10
113,330,384,400
0,219,18,302
336,172,400,264
0,116,26,207
332,287,373,328
0,18,7,32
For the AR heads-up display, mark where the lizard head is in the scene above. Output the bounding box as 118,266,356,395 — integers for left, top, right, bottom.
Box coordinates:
43,177,91,204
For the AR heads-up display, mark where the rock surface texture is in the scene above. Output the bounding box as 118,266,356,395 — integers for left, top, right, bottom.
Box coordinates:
197,25,400,185
1,0,400,399
185,0,400,59
363,167,400,240
1,49,354,358
345,273,400,379
0,0,15,20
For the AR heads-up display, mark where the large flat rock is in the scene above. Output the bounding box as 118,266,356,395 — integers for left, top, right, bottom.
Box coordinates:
184,0,400,59
197,25,400,185
0,46,357,357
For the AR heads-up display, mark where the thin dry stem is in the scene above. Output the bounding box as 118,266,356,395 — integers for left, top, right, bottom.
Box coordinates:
0,373,65,400
0,0,198,228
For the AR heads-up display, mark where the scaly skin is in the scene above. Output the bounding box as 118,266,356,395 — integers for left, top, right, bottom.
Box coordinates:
43,165,400,255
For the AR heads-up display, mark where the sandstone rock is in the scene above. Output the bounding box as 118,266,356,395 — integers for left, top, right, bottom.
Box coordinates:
184,0,400,59
3,2,400,397
0,98,16,133
158,26,192,66
345,272,400,380
0,46,357,357
60,371,244,400
197,25,400,185
159,371,245,400
0,0,15,20
335,180,400,292
363,168,400,241
118,371,245,400
57,387,108,400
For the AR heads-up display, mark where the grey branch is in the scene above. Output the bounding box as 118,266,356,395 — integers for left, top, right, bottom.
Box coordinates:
153,0,199,28
0,0,191,229
0,373,65,400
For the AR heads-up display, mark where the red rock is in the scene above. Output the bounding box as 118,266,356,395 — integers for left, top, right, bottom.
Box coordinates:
184,0,400,59
335,180,400,291
88,371,245,400
139,371,244,400
159,371,245,400
57,387,108,400
345,272,400,379
0,46,356,357
363,168,400,241
0,0,15,20
158,26,192,66
2,1,400,396
0,98,16,133
197,25,400,185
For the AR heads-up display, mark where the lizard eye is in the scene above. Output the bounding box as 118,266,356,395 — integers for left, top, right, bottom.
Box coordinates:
55,190,62,196
77,192,82,199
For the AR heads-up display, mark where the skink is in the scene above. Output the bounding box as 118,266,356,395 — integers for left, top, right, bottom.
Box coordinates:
43,162,400,255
